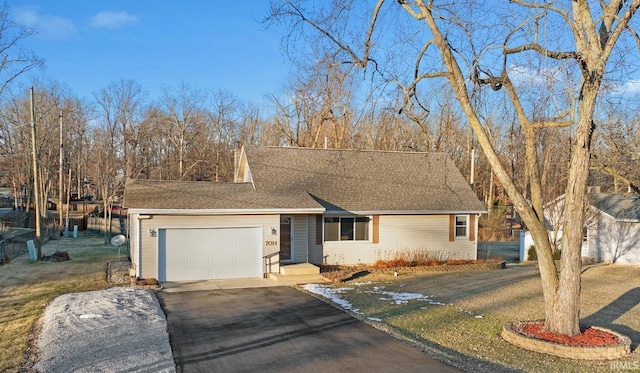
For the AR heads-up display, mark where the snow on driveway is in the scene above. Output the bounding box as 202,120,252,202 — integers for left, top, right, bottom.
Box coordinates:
35,287,175,372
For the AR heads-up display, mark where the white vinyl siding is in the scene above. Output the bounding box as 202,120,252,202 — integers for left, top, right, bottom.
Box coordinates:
292,215,308,262
307,215,323,264
323,215,476,265
587,216,640,264
128,213,139,277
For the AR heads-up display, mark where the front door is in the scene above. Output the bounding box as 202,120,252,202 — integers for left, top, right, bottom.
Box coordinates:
280,217,292,261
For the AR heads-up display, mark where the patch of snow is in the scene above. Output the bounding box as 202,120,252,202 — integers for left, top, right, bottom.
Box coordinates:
305,283,483,320
79,313,104,319
368,317,383,322
302,284,361,314
366,290,431,304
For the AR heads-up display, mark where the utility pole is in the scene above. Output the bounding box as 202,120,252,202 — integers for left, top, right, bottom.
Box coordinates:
30,87,42,259
469,147,475,189
59,110,63,231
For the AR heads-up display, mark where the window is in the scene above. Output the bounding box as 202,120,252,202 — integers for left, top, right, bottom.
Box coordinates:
455,215,468,238
324,216,370,241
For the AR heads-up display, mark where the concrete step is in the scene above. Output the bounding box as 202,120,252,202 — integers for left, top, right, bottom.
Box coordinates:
269,273,329,284
280,263,320,276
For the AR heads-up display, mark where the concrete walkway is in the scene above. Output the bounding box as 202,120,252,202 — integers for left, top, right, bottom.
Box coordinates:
161,277,297,292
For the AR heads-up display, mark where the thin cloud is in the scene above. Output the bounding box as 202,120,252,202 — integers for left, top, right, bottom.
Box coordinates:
616,80,640,95
507,64,565,87
89,11,139,30
14,7,76,40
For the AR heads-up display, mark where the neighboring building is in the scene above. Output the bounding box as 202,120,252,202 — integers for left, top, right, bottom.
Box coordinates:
519,193,640,264
124,146,486,282
584,193,640,264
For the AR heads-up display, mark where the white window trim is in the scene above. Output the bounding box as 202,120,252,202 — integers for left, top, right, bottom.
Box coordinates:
323,215,372,243
455,214,468,239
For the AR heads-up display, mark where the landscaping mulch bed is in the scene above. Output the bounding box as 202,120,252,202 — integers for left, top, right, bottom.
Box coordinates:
522,322,620,347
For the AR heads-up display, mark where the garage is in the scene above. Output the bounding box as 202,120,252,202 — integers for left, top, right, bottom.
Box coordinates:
158,227,262,281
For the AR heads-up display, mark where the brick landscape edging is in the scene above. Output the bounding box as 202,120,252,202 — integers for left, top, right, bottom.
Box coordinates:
501,321,631,360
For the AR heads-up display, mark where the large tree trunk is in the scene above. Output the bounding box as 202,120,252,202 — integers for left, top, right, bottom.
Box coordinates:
546,85,598,334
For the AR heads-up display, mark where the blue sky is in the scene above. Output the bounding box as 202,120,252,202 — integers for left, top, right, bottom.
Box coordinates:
10,1,291,105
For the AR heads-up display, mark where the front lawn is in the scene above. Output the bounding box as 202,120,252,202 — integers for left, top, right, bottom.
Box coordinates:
304,263,640,372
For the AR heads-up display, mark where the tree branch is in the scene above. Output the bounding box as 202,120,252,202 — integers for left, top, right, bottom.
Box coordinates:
592,155,640,194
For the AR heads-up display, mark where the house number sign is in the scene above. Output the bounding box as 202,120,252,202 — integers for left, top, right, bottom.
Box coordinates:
265,240,278,246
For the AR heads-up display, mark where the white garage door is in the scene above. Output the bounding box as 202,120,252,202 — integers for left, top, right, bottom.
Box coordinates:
158,227,262,281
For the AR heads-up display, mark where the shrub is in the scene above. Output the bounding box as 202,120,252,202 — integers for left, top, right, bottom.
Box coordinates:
527,245,561,261
447,259,471,265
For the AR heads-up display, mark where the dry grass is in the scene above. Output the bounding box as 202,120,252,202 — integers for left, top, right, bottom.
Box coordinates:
319,263,640,372
0,233,122,372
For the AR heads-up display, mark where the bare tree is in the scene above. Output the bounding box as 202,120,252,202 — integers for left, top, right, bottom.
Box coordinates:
592,104,640,193
94,79,145,180
159,83,207,180
0,3,43,98
268,0,640,336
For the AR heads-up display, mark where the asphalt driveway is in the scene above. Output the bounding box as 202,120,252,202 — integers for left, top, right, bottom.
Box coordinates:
157,286,461,373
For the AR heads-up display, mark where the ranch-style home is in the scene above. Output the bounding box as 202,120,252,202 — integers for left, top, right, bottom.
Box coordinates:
124,146,486,282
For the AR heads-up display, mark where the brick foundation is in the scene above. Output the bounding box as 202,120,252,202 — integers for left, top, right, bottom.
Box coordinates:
501,321,631,360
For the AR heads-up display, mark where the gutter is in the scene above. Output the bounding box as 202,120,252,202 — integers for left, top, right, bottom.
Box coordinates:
126,208,326,215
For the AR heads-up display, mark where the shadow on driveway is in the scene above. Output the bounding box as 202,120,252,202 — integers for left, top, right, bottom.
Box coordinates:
157,287,462,373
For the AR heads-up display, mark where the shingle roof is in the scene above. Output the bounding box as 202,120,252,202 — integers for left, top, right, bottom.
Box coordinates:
123,179,322,210
124,146,485,213
243,146,485,213
589,193,640,222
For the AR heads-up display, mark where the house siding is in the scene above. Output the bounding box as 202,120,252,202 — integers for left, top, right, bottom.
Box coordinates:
587,215,640,264
307,215,324,264
292,215,308,262
129,213,139,276
136,214,279,280
322,214,477,265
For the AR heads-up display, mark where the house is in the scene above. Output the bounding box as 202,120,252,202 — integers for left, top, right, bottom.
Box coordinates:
584,193,640,264
519,193,640,264
124,146,486,282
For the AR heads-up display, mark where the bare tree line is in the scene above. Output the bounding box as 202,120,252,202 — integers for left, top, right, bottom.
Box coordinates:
1,73,637,214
